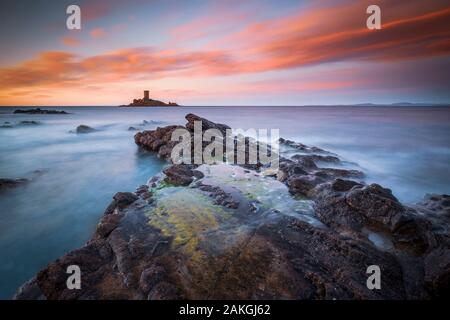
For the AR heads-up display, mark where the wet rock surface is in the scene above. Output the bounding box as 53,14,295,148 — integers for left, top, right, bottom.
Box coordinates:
15,114,450,300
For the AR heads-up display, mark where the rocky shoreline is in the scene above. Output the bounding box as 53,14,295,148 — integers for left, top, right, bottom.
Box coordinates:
14,114,449,299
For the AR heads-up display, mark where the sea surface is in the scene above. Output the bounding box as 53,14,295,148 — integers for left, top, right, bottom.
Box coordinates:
0,105,449,299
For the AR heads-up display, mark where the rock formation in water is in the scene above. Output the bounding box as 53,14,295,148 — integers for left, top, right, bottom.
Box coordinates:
14,114,449,300
13,108,68,114
0,178,29,191
0,170,46,192
120,90,179,107
1,120,41,129
74,125,96,134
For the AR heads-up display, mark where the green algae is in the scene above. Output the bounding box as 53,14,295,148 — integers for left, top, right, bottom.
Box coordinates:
146,187,231,248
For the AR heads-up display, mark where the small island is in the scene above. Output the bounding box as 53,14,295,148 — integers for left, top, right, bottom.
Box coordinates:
120,90,179,107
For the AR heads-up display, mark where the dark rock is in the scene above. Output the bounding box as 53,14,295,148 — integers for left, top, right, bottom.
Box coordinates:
19,120,40,125
424,246,450,298
185,113,230,135
134,125,183,159
329,178,363,192
315,168,364,179
290,154,318,169
315,183,405,232
279,138,327,153
315,181,434,255
113,192,138,209
345,184,405,230
0,178,29,190
14,108,68,114
163,164,203,186
75,125,96,134
103,192,138,216
287,174,325,197
128,126,138,131
139,265,167,294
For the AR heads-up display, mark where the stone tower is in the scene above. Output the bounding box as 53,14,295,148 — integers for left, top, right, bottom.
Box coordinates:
144,90,149,100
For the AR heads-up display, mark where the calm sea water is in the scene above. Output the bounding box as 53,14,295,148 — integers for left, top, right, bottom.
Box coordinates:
0,106,449,299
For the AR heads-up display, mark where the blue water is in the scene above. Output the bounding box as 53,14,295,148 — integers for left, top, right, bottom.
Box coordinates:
0,106,449,299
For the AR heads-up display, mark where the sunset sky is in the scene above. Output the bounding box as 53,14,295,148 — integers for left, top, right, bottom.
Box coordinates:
0,0,449,106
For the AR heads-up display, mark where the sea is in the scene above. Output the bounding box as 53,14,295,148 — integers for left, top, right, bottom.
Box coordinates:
0,105,449,299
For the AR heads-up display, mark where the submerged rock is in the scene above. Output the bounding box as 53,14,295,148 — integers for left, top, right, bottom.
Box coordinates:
19,120,40,125
13,108,68,114
75,125,96,134
0,170,46,192
0,178,29,190
1,120,41,128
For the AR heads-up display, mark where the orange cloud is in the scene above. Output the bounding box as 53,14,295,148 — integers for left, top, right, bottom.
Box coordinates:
61,36,81,47
2,3,449,92
90,28,106,38
0,0,449,105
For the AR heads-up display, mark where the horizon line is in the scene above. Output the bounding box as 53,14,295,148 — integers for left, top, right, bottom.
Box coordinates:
1,103,450,108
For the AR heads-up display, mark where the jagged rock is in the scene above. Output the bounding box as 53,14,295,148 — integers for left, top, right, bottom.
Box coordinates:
315,183,405,231
315,181,434,255
287,174,325,197
279,138,327,153
163,164,204,186
104,192,138,215
185,113,230,135
134,125,183,160
290,154,318,169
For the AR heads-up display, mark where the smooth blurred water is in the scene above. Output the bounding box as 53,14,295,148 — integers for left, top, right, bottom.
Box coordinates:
0,105,449,299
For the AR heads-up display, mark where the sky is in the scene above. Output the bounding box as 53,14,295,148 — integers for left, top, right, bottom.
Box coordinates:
0,0,449,106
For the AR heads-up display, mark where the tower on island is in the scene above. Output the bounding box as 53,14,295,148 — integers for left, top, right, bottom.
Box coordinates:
121,90,179,107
